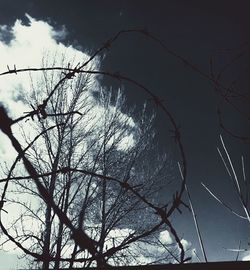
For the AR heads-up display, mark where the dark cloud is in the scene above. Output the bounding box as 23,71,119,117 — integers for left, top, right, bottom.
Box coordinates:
0,25,14,44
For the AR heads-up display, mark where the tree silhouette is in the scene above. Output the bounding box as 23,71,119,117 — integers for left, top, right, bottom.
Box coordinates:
0,38,192,268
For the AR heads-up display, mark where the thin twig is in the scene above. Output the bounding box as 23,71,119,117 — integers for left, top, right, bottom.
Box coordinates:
178,162,208,262
201,182,247,220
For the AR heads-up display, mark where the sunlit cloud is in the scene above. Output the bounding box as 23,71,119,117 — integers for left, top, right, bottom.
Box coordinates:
0,14,135,163
242,251,250,261
0,14,136,269
159,230,173,245
181,239,191,251
0,14,91,116
0,13,192,269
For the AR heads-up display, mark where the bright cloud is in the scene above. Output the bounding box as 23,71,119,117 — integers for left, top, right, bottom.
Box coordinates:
242,251,250,261
0,14,191,268
104,228,192,265
181,239,192,251
0,14,92,175
0,14,137,269
159,230,173,245
0,13,91,116
0,251,26,270
0,14,135,163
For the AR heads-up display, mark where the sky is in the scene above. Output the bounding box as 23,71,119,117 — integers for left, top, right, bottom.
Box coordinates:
0,0,249,268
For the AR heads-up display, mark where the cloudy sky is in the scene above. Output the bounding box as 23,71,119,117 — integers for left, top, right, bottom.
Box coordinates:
0,1,250,268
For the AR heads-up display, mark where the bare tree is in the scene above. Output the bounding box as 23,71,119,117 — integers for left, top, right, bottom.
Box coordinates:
0,50,189,269
0,27,209,269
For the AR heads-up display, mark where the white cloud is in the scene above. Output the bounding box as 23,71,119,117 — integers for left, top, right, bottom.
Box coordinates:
159,230,173,245
0,13,93,261
106,228,135,250
0,14,138,265
0,251,26,270
0,12,183,264
0,14,135,161
103,227,193,265
242,251,250,261
0,14,92,113
181,238,191,251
